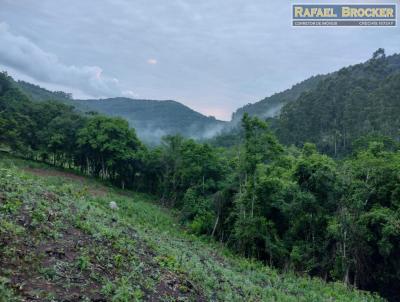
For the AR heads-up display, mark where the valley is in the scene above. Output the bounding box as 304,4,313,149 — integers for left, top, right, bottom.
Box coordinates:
1,50,400,301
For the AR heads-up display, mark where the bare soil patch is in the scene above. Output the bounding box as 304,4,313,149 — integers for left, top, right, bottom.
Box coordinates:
1,213,111,301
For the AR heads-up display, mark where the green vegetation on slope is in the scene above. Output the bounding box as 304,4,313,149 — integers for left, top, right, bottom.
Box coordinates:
216,50,400,154
16,80,73,103
277,49,400,156
0,154,383,301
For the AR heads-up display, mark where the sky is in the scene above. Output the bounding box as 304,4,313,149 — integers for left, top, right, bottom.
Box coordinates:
0,0,399,120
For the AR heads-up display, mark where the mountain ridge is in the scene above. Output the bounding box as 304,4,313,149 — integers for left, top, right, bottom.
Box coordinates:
9,50,400,148
231,74,329,123
14,80,226,143
231,51,400,124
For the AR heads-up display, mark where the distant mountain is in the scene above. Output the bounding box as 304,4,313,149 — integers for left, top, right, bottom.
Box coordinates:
71,98,225,143
15,70,329,143
12,49,400,150
16,81,226,143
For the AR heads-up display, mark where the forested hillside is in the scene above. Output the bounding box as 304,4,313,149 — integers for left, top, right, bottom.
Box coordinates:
277,49,400,156
16,80,73,103
232,74,327,123
213,50,400,156
1,70,400,301
233,50,400,124
71,98,225,144
0,154,384,302
16,80,226,144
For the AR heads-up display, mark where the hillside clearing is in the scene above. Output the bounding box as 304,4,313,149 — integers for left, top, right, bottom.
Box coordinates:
0,154,383,301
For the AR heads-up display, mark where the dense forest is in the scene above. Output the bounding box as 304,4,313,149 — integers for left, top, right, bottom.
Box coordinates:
1,49,400,301
277,49,400,156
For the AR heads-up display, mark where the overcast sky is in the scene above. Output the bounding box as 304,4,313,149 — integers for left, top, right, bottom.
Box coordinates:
0,0,399,120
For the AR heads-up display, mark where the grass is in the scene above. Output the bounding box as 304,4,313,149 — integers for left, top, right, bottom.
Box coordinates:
0,153,385,301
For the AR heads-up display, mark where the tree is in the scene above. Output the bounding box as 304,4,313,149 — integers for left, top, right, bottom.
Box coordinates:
76,115,143,188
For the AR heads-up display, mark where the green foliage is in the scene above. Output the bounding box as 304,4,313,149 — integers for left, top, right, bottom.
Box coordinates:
76,253,91,271
0,277,19,302
17,80,72,102
1,66,400,300
109,277,143,302
76,114,143,188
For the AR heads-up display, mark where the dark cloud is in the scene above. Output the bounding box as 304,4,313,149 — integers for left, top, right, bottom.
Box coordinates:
0,22,134,98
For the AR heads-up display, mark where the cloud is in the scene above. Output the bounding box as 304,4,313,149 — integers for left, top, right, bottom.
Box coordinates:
122,90,139,98
147,58,158,65
0,0,398,120
0,22,133,98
